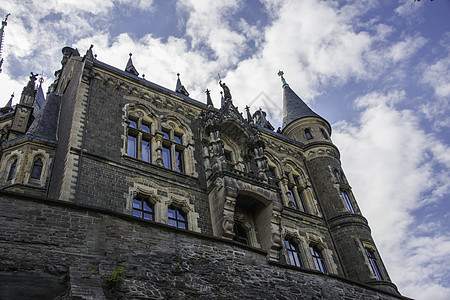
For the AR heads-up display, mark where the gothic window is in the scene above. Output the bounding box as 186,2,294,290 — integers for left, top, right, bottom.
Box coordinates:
132,196,154,221
287,174,307,213
365,248,383,280
161,128,185,173
285,238,303,267
7,159,17,181
320,128,328,139
310,245,327,273
168,205,187,229
233,222,249,245
30,158,43,179
127,116,152,163
341,189,355,214
305,128,313,140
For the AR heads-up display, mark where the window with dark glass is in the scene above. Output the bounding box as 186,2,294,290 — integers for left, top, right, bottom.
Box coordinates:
310,245,327,273
127,117,152,162
233,223,248,245
285,238,303,267
289,187,298,208
305,128,313,140
341,189,355,213
132,197,154,221
365,248,383,280
168,205,187,229
7,159,17,181
161,129,184,173
30,158,43,179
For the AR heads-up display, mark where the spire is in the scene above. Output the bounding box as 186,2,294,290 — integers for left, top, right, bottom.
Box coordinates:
279,70,323,129
205,89,213,107
245,105,253,124
0,13,10,73
6,92,13,108
175,73,189,96
125,53,139,76
0,92,14,114
19,72,38,106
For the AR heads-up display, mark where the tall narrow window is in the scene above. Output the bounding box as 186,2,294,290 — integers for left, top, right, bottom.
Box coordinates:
127,115,153,162
30,158,43,179
161,128,185,173
365,248,383,280
162,145,171,169
341,189,355,214
7,159,17,181
233,223,249,245
310,245,327,273
320,128,328,139
132,197,154,221
288,187,298,209
285,239,303,267
305,128,313,140
168,205,187,229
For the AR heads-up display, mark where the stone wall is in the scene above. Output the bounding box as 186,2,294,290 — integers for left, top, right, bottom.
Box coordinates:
0,191,407,299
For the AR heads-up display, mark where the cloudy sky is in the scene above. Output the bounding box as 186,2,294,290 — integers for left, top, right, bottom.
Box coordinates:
0,0,449,298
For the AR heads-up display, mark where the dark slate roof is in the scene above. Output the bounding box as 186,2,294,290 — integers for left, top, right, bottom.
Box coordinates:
282,84,324,129
34,84,46,109
27,92,61,142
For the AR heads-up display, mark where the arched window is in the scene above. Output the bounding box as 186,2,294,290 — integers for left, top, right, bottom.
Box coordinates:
127,116,152,163
285,238,303,267
7,159,17,181
162,128,185,173
365,247,383,280
310,245,327,273
168,205,187,229
30,158,43,179
233,223,249,245
305,128,313,140
341,189,355,214
132,196,154,221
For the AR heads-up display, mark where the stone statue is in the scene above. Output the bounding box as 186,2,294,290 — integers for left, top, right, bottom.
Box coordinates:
219,80,232,100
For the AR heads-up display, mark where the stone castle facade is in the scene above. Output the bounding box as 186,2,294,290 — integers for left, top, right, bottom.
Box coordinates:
0,46,406,299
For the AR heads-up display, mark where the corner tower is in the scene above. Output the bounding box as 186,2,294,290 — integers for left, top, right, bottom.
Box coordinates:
278,71,399,294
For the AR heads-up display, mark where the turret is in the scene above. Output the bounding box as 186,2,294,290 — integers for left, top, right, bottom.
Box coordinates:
278,70,331,144
278,71,398,294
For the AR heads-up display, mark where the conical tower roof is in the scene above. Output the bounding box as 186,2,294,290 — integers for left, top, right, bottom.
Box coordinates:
278,71,325,129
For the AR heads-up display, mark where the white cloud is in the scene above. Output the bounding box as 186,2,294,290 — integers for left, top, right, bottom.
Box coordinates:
389,36,427,63
333,90,450,299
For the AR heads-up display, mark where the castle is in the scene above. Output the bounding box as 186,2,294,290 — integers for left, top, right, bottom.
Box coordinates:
0,45,406,299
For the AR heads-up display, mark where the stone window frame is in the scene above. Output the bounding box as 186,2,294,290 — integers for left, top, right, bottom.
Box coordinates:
127,182,201,232
161,120,186,173
125,105,157,163
320,127,329,140
132,195,155,221
25,150,51,187
284,236,304,268
1,150,22,185
288,229,338,275
362,241,385,281
165,194,200,232
7,157,18,182
331,167,359,214
281,228,309,269
221,134,246,172
304,128,313,140
233,211,260,248
282,160,321,216
310,243,328,273
123,104,197,177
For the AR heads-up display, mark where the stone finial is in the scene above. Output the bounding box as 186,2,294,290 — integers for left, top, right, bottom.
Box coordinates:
175,73,189,96
125,53,139,76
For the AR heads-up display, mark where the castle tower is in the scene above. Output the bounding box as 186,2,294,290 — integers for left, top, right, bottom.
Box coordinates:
279,71,398,294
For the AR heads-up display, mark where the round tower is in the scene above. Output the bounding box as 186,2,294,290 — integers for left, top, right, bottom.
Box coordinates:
278,71,398,294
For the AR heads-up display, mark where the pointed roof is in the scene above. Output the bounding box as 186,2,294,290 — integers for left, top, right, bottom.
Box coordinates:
27,92,61,142
278,71,324,129
125,53,139,76
175,73,189,96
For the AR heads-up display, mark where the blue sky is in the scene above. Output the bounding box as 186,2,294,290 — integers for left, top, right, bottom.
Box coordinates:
0,1,449,298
